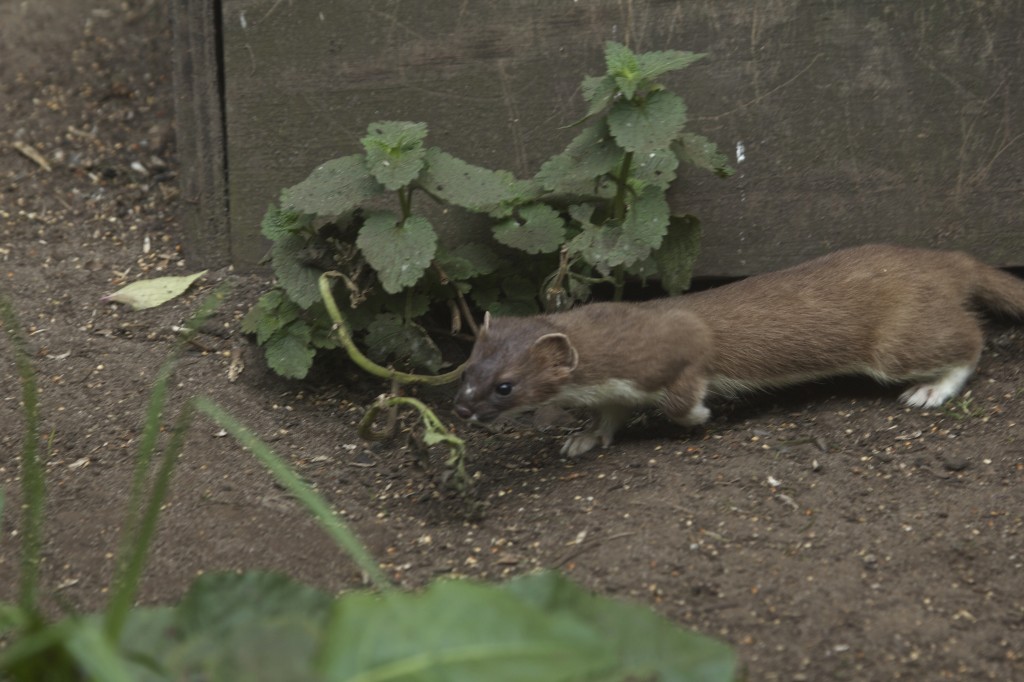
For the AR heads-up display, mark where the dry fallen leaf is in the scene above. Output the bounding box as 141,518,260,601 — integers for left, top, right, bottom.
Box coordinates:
101,270,208,310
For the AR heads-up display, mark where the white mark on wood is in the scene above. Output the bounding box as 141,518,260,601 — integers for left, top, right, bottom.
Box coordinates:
239,11,247,29
736,141,746,163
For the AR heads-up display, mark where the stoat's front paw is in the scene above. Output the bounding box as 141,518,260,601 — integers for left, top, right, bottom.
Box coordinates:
561,432,601,457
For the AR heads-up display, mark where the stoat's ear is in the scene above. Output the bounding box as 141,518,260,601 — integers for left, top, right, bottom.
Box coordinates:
532,333,579,372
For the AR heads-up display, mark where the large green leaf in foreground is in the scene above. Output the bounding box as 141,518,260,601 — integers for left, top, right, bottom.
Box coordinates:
112,570,736,682
320,578,616,682
505,571,737,682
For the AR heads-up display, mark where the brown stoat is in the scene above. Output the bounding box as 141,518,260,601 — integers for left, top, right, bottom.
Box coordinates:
453,244,1024,456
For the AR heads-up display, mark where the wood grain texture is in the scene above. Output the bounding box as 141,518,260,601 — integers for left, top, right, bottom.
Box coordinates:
172,0,230,267
187,0,1024,273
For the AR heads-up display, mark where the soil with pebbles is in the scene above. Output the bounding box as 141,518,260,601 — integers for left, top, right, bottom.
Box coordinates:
1,3,1022,680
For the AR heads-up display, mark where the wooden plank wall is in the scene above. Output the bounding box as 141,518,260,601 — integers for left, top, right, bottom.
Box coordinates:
177,0,1024,274
171,0,230,265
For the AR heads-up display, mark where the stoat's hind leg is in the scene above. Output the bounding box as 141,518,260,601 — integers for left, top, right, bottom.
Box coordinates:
661,369,711,427
900,365,974,408
877,308,982,410
561,403,634,457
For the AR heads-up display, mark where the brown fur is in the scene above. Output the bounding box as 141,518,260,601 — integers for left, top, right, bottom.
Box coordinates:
454,244,1024,455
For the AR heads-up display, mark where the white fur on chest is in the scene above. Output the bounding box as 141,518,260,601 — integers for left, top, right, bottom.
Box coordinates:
552,379,663,408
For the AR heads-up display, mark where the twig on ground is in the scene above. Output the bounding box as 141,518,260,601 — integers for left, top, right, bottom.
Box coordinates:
12,141,51,172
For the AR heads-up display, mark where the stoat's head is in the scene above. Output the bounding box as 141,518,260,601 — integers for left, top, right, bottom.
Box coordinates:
453,312,578,423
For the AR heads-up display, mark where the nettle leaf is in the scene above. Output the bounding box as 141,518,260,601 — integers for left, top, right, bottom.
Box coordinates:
356,212,437,294
654,214,702,295
632,148,679,190
420,148,538,218
311,325,341,350
319,578,616,682
534,123,622,195
260,204,311,241
306,302,341,349
622,185,671,256
493,204,566,255
340,290,385,332
365,313,442,372
169,572,332,681
568,187,669,273
470,274,541,316
569,224,619,275
436,243,500,281
568,203,596,227
281,154,383,217
635,48,707,82
264,321,316,379
608,90,687,154
114,608,177,680
361,121,429,190
271,233,324,309
603,42,706,101
604,41,642,100
176,572,331,639
381,290,431,319
581,74,618,117
675,133,734,177
625,255,659,280
242,289,302,345
503,571,738,682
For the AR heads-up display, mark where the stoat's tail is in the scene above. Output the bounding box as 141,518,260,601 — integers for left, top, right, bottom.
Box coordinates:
972,261,1024,319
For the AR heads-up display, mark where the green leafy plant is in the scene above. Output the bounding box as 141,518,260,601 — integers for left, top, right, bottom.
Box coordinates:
523,41,732,303
243,121,531,379
245,40,730,380
315,271,471,488
0,293,738,681
510,41,732,304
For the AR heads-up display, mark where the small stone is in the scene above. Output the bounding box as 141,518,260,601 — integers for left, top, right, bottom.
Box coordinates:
941,454,970,472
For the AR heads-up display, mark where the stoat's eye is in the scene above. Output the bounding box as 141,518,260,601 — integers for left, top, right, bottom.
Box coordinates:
494,382,513,396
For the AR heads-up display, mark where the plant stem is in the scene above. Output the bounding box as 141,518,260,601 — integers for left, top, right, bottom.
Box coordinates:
359,395,469,488
397,187,412,222
610,151,634,301
319,273,463,386
610,268,625,301
610,151,634,223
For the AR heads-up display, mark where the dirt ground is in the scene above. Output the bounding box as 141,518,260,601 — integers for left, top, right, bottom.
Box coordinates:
1,3,1022,680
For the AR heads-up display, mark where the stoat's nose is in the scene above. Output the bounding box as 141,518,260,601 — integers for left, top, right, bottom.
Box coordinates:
453,403,473,420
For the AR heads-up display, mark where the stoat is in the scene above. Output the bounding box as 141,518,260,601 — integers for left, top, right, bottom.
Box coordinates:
453,244,1024,456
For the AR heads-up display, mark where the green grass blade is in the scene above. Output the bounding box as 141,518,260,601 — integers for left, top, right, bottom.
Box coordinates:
0,603,29,635
105,403,194,640
115,286,227,570
0,619,75,675
65,619,140,682
0,294,46,615
108,286,228,638
194,397,391,589
115,360,173,569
